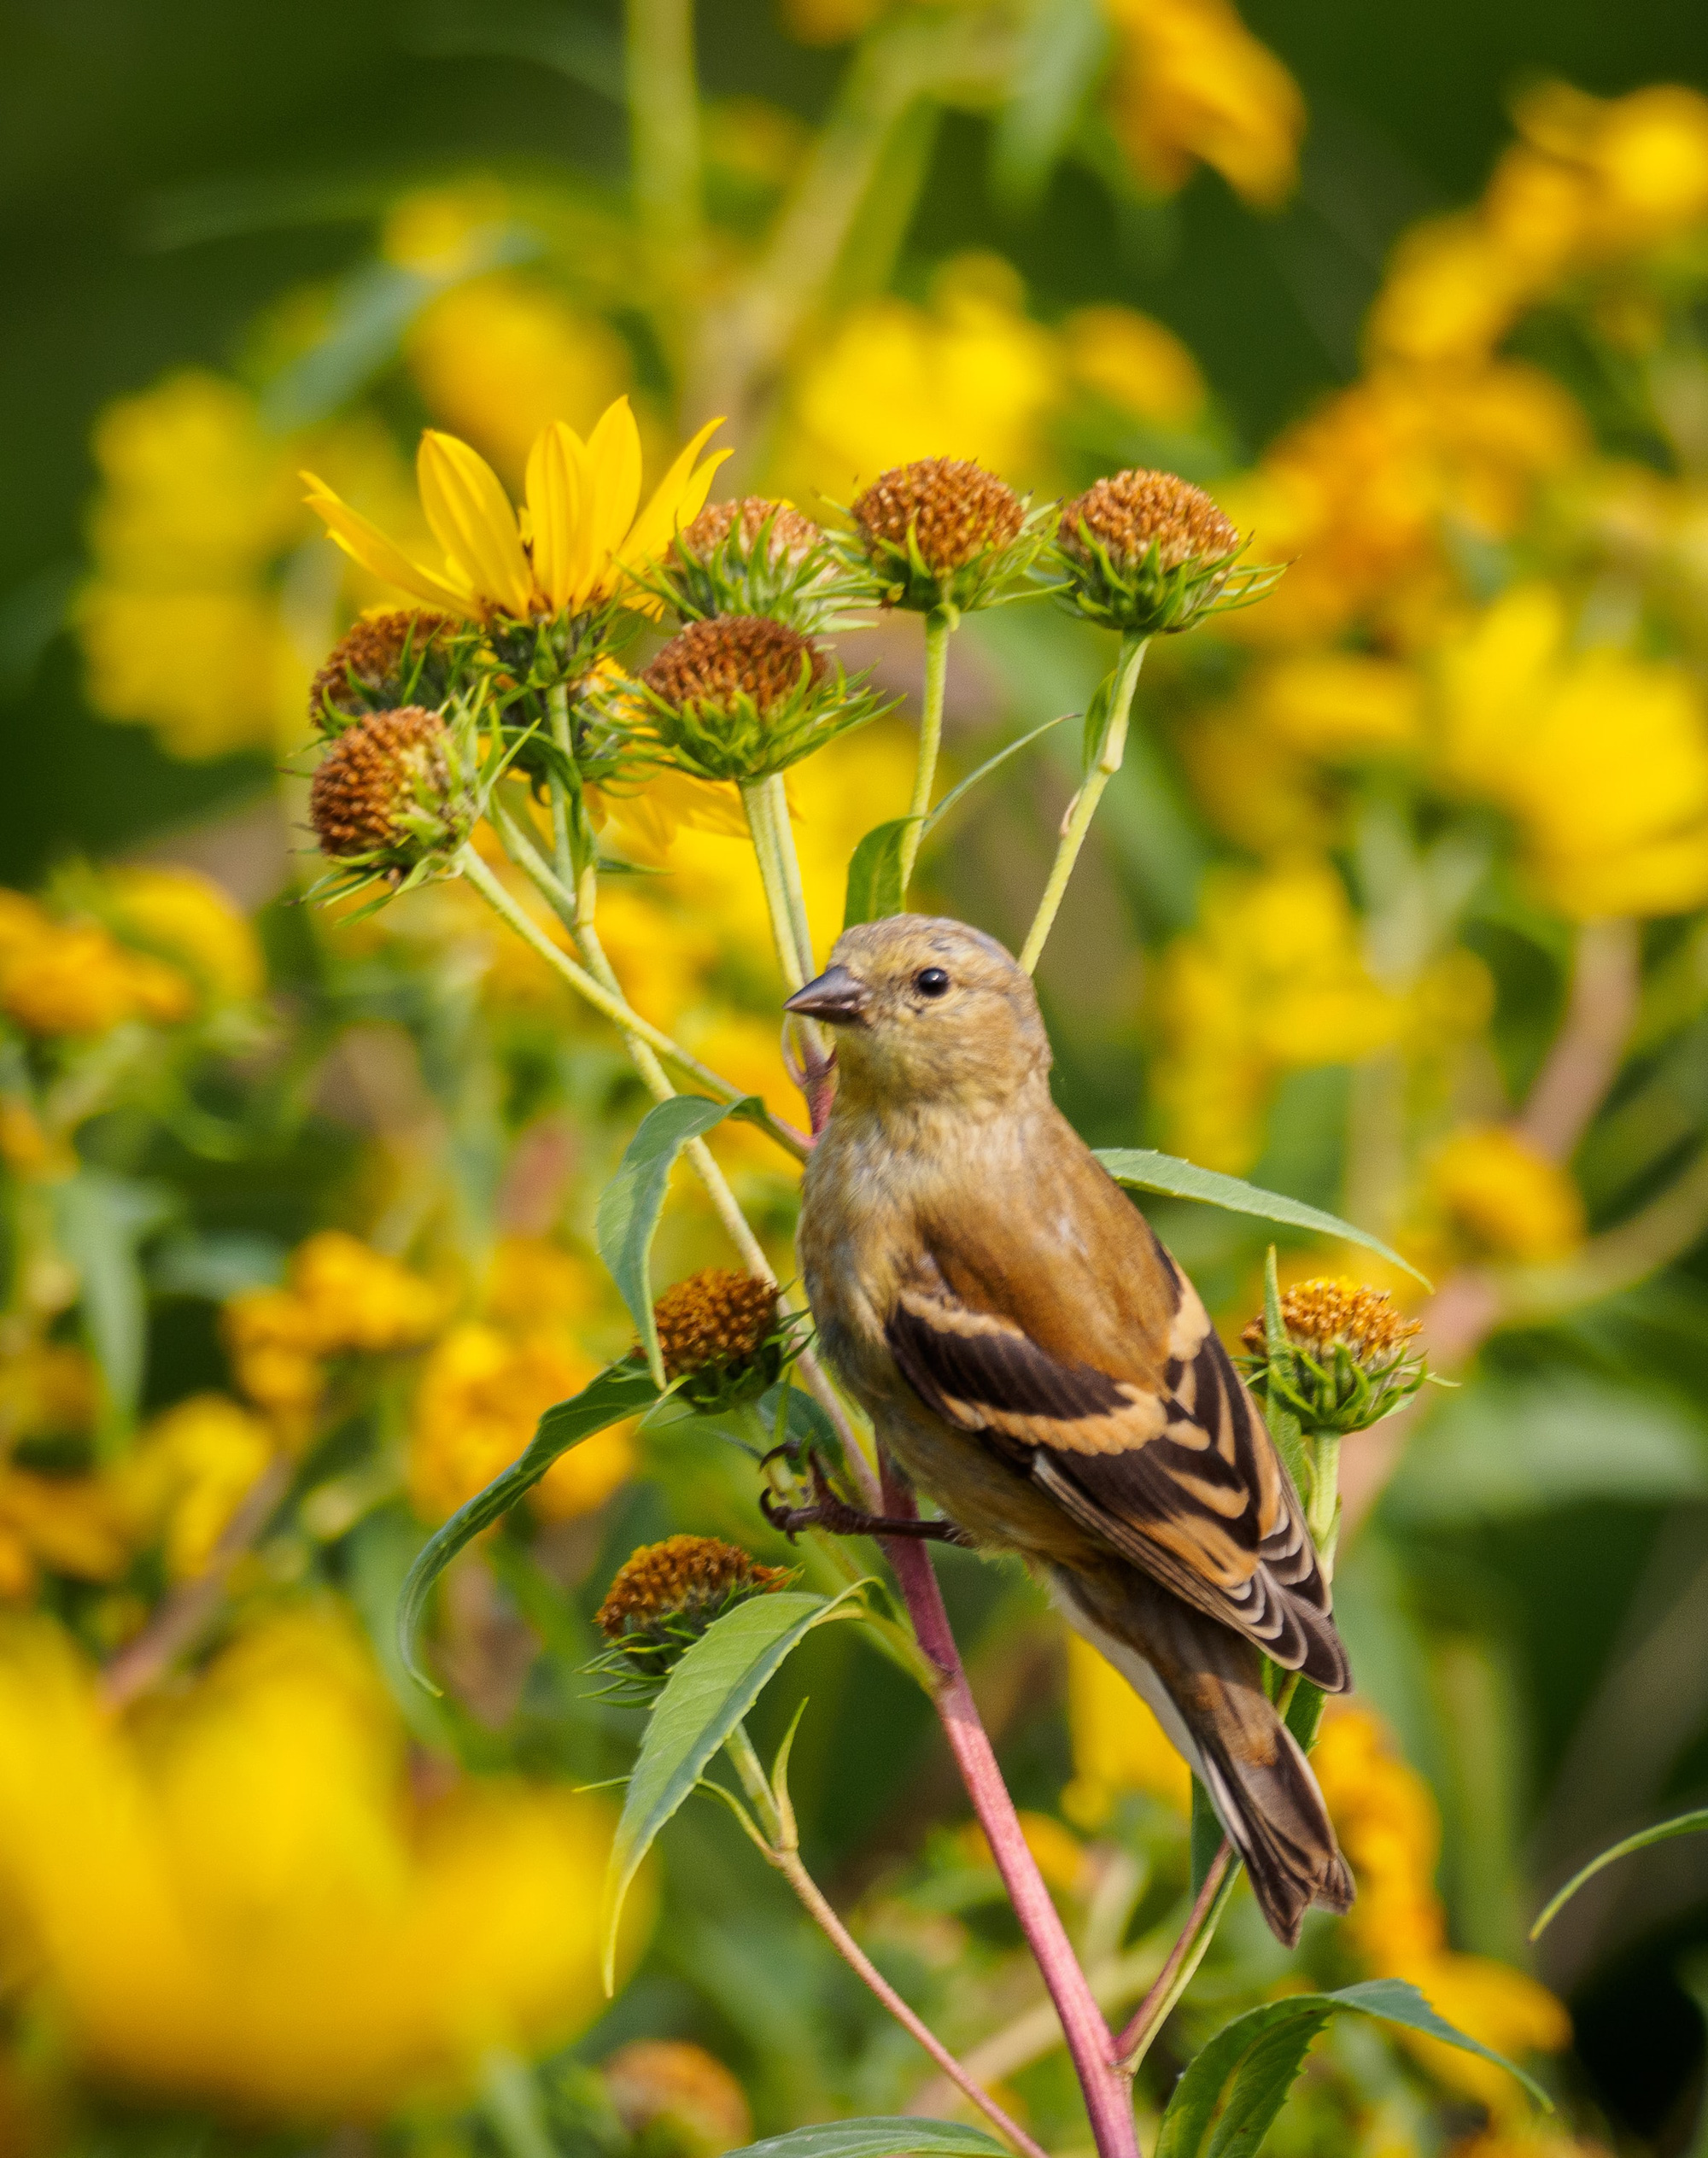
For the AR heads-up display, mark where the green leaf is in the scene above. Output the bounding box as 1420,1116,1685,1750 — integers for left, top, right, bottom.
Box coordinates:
921,711,1074,835
1260,1244,1308,1491
991,0,1111,206
601,1585,867,1991
1095,1149,1429,1286
721,2123,1011,2158
396,1360,659,1693
1156,1979,1550,2158
597,1095,764,1383
843,819,916,929
1531,1807,1708,1939
52,1171,176,1441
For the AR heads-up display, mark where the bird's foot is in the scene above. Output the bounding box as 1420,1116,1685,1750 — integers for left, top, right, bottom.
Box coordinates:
760,1454,969,1545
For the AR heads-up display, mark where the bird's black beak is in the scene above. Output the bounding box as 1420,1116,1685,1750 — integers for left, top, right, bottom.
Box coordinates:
785,965,870,1025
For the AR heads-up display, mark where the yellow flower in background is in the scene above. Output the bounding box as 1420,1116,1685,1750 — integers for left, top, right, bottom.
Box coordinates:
0,1468,132,1596
303,398,727,623
1247,652,1424,759
1314,1705,1569,2114
782,257,1059,496
408,1324,635,1523
1436,584,1708,918
1062,1630,1190,1823
407,275,635,486
125,1395,277,1581
1151,856,1402,1172
102,865,264,1004
0,891,193,1037
590,769,753,867
0,1613,635,2118
483,1237,598,1333
1514,80,1708,258
1103,0,1304,209
1059,305,1208,429
958,1810,1091,1898
1425,1126,1585,1264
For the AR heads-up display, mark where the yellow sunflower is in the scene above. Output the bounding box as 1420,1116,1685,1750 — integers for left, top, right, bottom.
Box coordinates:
301,397,727,623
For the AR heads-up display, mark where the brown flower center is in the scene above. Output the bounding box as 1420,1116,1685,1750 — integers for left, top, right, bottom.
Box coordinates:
651,1267,779,1380
1240,1279,1421,1367
681,497,822,565
641,617,827,717
596,1535,787,1640
308,707,450,857
310,611,453,724
852,458,1025,575
1060,470,1238,573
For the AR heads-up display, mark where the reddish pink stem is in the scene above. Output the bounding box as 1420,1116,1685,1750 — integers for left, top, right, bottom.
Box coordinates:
880,1463,1138,2158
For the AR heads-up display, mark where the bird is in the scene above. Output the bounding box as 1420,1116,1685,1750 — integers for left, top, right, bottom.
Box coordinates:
783,913,1354,1946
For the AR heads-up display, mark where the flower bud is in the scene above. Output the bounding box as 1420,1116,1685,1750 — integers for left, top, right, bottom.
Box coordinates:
851,457,1042,615
1057,468,1275,635
649,499,842,632
1238,1278,1426,1437
634,616,886,781
307,706,472,877
309,611,455,730
647,1266,793,1409
595,1535,792,1686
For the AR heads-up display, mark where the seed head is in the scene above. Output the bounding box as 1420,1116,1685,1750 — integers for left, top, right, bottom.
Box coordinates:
682,497,823,569
307,706,467,865
309,611,454,728
1061,471,1238,576
595,1535,791,1685
652,1268,780,1382
854,459,1025,575
1056,468,1270,636
1238,1278,1427,1436
642,617,827,719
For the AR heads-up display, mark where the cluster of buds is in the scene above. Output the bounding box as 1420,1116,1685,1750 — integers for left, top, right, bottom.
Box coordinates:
847,457,1047,619
1239,1279,1428,1438
593,1534,793,1693
306,703,478,898
648,1267,798,1411
647,497,850,632
630,616,891,785
308,610,459,733
1056,468,1277,636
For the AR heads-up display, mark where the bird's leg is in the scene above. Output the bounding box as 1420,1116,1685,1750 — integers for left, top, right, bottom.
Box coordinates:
761,1453,970,1544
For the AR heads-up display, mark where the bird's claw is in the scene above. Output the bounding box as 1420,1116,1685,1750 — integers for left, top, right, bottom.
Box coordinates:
761,1453,972,1545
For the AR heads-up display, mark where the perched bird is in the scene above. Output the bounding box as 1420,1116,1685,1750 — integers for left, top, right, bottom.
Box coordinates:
785,914,1354,1945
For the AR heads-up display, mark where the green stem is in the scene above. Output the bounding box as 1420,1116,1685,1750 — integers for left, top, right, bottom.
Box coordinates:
623,0,701,271
741,778,808,993
465,836,808,1165
898,607,951,894
546,683,576,891
1018,634,1147,974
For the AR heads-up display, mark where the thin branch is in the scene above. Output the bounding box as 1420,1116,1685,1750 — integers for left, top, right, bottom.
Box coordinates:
879,1465,1138,2158
1517,918,1641,1162
1114,1847,1233,2067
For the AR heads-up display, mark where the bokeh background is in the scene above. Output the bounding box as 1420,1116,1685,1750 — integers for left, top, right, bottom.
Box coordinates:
3,1,1708,2153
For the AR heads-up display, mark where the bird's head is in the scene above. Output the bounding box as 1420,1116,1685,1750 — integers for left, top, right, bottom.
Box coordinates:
785,915,1050,1113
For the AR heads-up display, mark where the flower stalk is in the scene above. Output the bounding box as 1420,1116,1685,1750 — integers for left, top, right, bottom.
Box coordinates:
1019,634,1147,974
899,607,951,893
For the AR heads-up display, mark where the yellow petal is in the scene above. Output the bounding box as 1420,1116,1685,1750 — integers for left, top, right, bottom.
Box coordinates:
564,397,644,604
524,423,588,612
301,473,476,616
623,418,729,570
416,432,535,617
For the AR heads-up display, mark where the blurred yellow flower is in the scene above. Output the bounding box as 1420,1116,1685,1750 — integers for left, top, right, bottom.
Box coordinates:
382,181,513,277
958,1810,1091,1898
1151,856,1402,1172
102,865,264,1004
409,1324,635,1523
0,1613,635,2118
0,1468,132,1595
1059,305,1207,429
1103,0,1303,209
782,257,1059,495
0,1344,97,1452
483,1237,597,1333
1437,584,1708,918
1061,1630,1190,1822
1247,652,1424,759
304,399,726,623
1314,1704,1569,2113
408,275,634,486
0,892,193,1037
125,1395,277,1581
1425,1126,1585,1264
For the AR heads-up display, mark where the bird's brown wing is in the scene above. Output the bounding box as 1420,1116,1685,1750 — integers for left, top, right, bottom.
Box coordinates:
885,1199,1348,1691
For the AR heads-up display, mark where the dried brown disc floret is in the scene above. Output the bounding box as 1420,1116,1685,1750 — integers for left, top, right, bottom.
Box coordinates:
1059,469,1239,575
595,1535,789,1655
852,458,1026,577
1240,1279,1421,1371
641,616,828,718
308,706,452,858
681,497,823,566
309,610,454,727
651,1267,781,1383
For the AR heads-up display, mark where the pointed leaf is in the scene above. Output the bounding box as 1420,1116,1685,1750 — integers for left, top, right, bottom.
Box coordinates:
721,2122,1010,2158
397,1360,659,1692
52,1172,176,1437
1096,1149,1429,1285
844,819,916,929
601,1585,867,1989
1531,1807,1708,1939
1155,1980,1549,2158
597,1095,766,1383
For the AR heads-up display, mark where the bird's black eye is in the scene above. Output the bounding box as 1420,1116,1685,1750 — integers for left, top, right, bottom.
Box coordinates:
915,967,951,999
